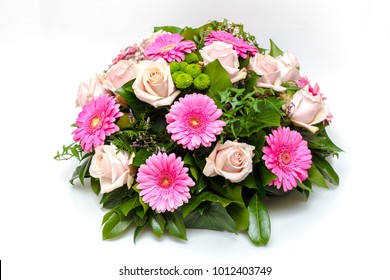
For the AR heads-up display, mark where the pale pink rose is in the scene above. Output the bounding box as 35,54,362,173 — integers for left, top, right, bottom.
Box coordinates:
277,51,300,82
199,41,247,83
203,141,255,183
103,60,138,92
287,86,330,133
248,52,300,91
89,145,136,194
75,75,107,107
139,30,168,52
132,58,180,108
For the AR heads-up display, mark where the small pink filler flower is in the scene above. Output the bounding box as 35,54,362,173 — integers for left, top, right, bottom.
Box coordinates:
137,152,195,213
262,127,312,192
145,33,196,62
72,94,123,152
205,30,258,58
166,93,226,150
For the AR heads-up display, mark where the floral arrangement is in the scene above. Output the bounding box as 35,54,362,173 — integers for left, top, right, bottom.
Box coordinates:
55,20,342,245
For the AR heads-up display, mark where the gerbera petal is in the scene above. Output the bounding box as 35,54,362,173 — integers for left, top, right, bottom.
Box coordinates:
262,127,312,192
136,152,194,213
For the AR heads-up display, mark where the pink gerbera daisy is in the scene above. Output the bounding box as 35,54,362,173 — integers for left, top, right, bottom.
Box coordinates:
144,33,196,62
166,93,226,150
72,94,123,152
262,127,312,192
137,152,195,213
205,30,258,58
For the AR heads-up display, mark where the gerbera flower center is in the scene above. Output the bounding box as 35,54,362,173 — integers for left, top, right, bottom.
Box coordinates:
279,151,292,165
159,174,173,189
90,115,102,129
161,44,176,51
191,118,199,126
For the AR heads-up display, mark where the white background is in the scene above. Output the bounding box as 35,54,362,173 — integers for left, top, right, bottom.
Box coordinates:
1,0,389,279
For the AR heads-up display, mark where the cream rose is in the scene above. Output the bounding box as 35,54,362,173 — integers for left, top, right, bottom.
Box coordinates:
75,75,107,107
203,141,255,183
248,52,300,91
89,145,136,194
200,41,247,83
132,58,180,108
103,60,138,92
287,86,330,133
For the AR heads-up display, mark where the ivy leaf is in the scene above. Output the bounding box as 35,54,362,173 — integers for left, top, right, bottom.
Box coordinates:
102,209,132,240
185,202,236,233
164,210,187,240
132,149,153,167
237,99,283,137
247,194,271,246
269,39,283,57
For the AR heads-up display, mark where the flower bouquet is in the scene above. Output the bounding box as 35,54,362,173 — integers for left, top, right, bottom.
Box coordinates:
55,20,342,245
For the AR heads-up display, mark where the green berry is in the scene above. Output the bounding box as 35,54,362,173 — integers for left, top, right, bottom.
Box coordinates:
185,64,202,78
179,61,189,71
170,62,181,73
175,73,193,89
193,73,211,90
185,53,199,64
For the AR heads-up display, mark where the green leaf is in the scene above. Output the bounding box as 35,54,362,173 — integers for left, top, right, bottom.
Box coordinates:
297,180,312,201
203,60,232,96
115,80,150,119
133,223,147,244
154,26,182,34
307,164,328,188
227,204,249,231
100,186,129,209
185,202,236,233
312,154,340,186
259,163,277,188
164,211,187,240
241,173,258,189
301,129,343,155
102,209,132,240
269,39,283,57
245,70,261,91
69,165,81,185
237,99,283,137
120,197,141,216
78,156,92,186
247,194,271,246
150,213,166,238
132,149,153,167
182,191,239,218
90,177,101,195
